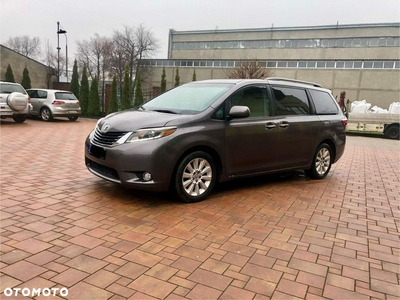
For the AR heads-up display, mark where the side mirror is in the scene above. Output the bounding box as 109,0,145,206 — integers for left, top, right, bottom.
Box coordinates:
228,105,250,119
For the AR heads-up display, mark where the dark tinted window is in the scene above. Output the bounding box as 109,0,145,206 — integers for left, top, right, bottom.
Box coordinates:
309,90,339,115
272,87,310,115
230,86,269,117
55,92,77,100
0,83,26,94
37,90,47,99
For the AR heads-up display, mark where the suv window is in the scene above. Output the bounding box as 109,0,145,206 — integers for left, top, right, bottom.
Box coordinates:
0,83,27,94
230,86,269,117
272,86,310,116
309,89,339,115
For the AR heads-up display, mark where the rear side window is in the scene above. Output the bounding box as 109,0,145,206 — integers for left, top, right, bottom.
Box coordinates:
272,86,310,115
55,92,77,100
309,90,339,115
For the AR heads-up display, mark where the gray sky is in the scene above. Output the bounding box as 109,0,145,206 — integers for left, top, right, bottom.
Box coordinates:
1,0,399,61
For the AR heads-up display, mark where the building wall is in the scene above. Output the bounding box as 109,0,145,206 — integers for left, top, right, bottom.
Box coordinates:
0,45,56,88
147,66,399,109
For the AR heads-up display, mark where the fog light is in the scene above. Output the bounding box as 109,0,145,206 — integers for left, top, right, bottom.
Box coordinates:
143,172,152,181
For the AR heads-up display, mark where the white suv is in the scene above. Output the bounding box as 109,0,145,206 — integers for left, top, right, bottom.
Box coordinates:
0,81,31,123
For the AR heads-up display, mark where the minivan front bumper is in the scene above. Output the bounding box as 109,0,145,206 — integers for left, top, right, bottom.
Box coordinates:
84,134,181,192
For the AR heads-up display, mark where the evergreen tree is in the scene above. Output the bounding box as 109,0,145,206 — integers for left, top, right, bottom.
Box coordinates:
5,64,15,83
79,65,90,115
174,68,180,87
70,60,80,98
88,76,101,117
120,65,131,110
192,69,197,81
108,76,119,114
21,66,31,89
161,67,166,93
134,70,143,107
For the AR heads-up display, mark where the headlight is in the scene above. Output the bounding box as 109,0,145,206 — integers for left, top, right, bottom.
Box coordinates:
125,126,177,143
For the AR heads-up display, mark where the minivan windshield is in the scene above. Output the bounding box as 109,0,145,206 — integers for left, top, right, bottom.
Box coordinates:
142,83,234,114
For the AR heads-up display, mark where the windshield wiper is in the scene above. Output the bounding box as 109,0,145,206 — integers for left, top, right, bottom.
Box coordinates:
151,109,179,114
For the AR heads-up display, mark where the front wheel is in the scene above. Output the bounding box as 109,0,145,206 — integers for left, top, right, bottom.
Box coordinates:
68,116,79,121
175,151,217,203
305,143,332,179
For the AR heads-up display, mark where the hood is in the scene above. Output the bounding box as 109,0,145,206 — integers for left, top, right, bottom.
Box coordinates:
98,110,189,132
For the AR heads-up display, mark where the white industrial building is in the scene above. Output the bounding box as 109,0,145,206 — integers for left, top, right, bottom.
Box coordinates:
143,22,399,108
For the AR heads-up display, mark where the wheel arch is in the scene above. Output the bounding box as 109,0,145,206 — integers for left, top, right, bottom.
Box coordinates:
170,145,223,188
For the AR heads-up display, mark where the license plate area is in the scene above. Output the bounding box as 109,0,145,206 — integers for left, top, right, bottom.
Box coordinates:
88,144,106,159
0,111,13,115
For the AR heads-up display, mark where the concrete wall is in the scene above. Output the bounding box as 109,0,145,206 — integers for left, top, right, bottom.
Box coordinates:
147,66,400,109
0,45,56,88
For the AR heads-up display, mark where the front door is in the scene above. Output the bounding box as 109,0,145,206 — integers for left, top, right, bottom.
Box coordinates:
225,85,279,176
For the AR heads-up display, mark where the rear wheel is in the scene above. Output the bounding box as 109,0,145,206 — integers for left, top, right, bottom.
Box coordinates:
305,143,332,179
41,107,53,121
68,116,79,121
13,115,27,123
384,124,399,140
175,151,217,203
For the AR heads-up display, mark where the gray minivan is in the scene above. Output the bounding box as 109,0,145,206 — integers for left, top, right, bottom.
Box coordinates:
85,78,347,202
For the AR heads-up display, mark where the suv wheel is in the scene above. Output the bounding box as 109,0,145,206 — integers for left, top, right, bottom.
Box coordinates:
306,143,332,179
68,116,79,121
41,107,53,121
13,115,27,123
175,151,217,203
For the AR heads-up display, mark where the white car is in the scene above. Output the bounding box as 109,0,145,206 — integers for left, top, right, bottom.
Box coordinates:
0,81,31,123
26,88,81,121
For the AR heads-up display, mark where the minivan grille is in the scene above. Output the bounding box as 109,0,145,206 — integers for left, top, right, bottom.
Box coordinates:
92,127,128,147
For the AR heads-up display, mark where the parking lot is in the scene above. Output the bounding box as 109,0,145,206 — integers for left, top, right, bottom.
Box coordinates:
1,117,399,299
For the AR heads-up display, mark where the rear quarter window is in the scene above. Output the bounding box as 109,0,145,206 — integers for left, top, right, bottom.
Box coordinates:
309,90,339,115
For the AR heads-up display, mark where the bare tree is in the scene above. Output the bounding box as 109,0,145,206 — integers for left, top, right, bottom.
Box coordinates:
109,24,159,100
43,42,63,87
76,34,112,113
225,61,274,79
5,36,41,59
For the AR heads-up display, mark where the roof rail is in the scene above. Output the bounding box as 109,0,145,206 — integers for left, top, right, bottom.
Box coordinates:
266,77,322,88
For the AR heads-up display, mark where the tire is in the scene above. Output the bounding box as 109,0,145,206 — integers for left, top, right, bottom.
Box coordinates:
41,107,53,121
175,151,217,203
68,116,79,121
305,143,332,179
384,124,399,140
13,115,27,123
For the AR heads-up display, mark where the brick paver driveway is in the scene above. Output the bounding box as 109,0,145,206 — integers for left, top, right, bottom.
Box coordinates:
1,118,399,299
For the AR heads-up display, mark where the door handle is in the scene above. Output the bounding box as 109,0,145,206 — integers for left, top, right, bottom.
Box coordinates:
265,122,276,130
279,121,289,128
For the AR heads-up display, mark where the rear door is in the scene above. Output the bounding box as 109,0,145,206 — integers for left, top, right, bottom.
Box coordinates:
27,90,47,116
270,85,321,169
225,85,279,176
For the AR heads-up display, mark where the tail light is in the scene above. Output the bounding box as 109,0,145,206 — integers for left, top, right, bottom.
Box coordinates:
28,96,31,103
341,119,348,126
53,100,65,105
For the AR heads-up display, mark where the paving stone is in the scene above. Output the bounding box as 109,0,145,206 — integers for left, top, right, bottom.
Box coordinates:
1,121,399,299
